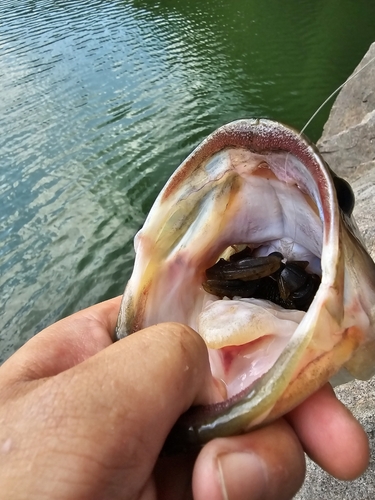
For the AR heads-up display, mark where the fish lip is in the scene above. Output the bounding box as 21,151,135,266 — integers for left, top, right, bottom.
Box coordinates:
160,118,340,282
163,119,332,205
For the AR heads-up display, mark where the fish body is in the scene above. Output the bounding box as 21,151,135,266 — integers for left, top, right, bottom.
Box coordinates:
116,119,375,452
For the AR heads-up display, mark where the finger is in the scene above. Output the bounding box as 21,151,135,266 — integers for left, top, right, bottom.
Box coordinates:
0,323,220,499
287,383,369,480
41,323,220,497
0,296,122,381
192,420,305,500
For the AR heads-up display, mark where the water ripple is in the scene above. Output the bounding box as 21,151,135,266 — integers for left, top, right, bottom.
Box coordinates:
1,0,375,362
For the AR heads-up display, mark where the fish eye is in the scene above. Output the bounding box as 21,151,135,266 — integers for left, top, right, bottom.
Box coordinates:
332,175,355,216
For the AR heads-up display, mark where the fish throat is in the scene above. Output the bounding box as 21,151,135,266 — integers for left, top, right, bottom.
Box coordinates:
189,157,324,400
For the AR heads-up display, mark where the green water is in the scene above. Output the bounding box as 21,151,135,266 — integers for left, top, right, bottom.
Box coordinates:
0,0,374,362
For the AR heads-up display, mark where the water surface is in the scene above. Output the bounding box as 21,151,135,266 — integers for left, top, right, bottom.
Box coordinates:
1,0,374,362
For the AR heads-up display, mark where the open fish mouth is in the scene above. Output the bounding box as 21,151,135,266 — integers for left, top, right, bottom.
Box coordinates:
116,119,375,452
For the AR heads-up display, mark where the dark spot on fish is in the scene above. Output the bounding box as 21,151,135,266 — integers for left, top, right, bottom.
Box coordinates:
327,163,355,216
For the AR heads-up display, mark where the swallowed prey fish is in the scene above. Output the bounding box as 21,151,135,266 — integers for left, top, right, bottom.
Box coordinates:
115,119,375,453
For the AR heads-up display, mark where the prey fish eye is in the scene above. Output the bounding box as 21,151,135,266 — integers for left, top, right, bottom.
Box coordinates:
115,119,375,454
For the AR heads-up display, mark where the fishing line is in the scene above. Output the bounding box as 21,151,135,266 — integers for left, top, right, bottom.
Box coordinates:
279,146,299,261
275,52,374,262
300,54,375,136
283,53,375,259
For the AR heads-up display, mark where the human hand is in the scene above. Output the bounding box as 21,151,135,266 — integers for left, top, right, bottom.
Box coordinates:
0,297,369,500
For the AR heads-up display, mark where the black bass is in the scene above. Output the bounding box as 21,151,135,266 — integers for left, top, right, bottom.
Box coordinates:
115,119,375,452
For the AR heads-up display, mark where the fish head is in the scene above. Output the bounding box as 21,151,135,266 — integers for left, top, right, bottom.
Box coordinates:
116,119,375,450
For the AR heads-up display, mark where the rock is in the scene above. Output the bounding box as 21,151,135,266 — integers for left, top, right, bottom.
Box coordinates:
351,161,375,259
318,111,375,179
318,42,375,139
317,43,375,177
317,41,375,180
295,42,375,499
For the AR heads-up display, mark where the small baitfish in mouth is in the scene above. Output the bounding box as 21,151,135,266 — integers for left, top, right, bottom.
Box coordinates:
115,119,375,453
202,247,321,311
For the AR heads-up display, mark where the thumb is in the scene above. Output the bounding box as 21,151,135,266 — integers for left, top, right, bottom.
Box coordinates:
0,322,219,500
51,322,220,495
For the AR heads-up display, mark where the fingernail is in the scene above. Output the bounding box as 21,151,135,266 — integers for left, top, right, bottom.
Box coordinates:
217,452,268,500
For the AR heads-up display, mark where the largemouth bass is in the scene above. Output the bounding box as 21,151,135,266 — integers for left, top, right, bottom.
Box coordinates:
116,119,375,453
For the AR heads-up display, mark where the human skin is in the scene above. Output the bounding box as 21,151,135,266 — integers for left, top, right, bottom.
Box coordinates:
0,297,369,500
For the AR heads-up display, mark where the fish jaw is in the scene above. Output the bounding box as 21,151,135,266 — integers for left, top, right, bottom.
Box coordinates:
116,119,375,449
334,220,375,382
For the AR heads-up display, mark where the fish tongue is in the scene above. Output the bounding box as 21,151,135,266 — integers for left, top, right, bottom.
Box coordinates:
198,298,305,398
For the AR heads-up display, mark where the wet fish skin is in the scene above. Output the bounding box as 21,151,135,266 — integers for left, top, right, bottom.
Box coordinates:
116,119,375,453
